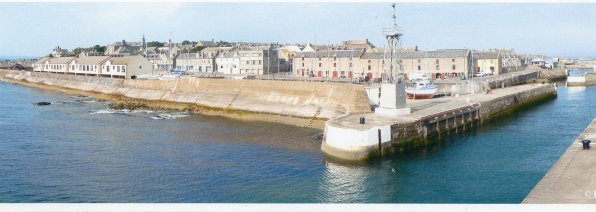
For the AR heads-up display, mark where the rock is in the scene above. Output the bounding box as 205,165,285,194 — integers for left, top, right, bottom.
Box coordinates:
36,101,51,106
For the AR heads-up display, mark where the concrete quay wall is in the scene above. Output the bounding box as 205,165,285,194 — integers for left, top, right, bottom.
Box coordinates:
567,73,596,87
523,118,596,204
322,84,557,161
2,70,371,120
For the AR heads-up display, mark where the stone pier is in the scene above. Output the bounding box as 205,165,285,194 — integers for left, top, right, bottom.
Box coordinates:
523,118,596,204
322,83,557,161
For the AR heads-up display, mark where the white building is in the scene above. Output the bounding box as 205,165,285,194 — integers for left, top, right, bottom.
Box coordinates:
43,57,75,73
69,56,110,76
33,57,50,72
101,55,154,79
215,47,240,75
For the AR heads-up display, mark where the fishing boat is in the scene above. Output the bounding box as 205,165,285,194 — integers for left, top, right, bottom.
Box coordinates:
406,77,438,99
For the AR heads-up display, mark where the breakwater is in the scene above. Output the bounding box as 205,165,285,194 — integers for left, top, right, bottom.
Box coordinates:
567,73,596,86
523,118,596,204
0,69,371,129
323,83,558,161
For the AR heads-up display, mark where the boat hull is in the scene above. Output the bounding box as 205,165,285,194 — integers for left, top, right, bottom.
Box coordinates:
405,88,437,99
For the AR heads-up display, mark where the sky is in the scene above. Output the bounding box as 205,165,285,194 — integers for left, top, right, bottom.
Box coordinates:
1,2,595,58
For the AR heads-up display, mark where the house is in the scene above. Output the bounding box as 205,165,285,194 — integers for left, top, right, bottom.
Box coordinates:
175,48,220,73
43,57,76,73
215,47,240,75
69,56,110,76
51,46,74,58
33,57,50,72
531,58,546,67
474,51,503,75
101,55,154,79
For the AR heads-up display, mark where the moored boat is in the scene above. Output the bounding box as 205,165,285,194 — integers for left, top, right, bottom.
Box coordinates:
406,77,438,99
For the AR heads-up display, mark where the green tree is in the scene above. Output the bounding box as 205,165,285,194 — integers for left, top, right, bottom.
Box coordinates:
147,41,164,48
182,40,191,45
190,46,206,53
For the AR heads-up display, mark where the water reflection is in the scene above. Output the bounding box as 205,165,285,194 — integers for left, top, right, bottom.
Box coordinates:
316,161,369,203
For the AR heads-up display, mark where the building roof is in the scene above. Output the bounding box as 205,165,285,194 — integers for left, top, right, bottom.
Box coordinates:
33,57,50,64
474,52,500,60
361,49,470,59
74,56,110,65
109,56,140,65
296,49,364,58
46,57,75,64
197,40,216,47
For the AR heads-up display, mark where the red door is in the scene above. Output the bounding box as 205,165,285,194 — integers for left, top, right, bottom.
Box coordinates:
367,72,373,79
318,71,323,77
348,71,353,78
332,71,338,78
301,70,304,76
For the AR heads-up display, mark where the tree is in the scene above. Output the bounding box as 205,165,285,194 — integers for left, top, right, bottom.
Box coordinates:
190,46,206,53
147,41,164,48
182,40,191,45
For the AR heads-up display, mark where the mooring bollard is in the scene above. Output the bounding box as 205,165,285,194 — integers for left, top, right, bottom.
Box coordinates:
360,117,365,124
582,139,591,150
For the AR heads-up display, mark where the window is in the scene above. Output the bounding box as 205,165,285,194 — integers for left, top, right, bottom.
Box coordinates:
418,65,421,71
417,59,421,63
368,60,371,63
436,64,440,70
318,58,321,61
333,63,336,67
349,63,352,67
436,59,439,64
319,63,321,68
302,63,305,67
452,65,456,70
123,66,126,72
117,66,120,72
452,59,455,62
301,57,304,61
368,65,371,70
333,56,337,61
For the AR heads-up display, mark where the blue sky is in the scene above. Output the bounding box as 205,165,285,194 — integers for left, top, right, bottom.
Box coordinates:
1,3,595,58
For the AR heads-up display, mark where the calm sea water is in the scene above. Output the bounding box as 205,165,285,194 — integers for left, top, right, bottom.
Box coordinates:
1,77,594,203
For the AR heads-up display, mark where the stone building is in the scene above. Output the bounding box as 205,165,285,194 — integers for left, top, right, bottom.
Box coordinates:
293,48,472,80
237,45,280,75
474,51,502,75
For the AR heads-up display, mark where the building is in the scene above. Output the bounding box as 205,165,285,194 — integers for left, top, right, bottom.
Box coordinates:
69,56,110,76
215,47,240,74
237,45,280,75
42,57,76,73
342,39,375,50
175,48,221,73
105,35,147,56
33,57,50,72
101,55,153,79
293,48,472,80
293,49,364,78
474,51,503,75
196,40,217,48
51,46,74,58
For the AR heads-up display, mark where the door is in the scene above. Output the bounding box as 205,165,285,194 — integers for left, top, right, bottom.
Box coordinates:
348,71,353,78
332,71,338,78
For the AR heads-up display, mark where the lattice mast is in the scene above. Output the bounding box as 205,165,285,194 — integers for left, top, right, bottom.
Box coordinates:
382,3,403,84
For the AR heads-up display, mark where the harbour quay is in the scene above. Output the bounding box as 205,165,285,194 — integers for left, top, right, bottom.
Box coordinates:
523,118,596,204
322,83,557,161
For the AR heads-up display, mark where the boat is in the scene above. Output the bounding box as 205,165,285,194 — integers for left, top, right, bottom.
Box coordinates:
406,77,438,99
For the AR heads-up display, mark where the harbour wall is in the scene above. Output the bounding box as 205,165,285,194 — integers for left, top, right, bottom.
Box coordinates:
567,73,596,86
523,118,596,203
1,70,371,125
322,83,557,161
